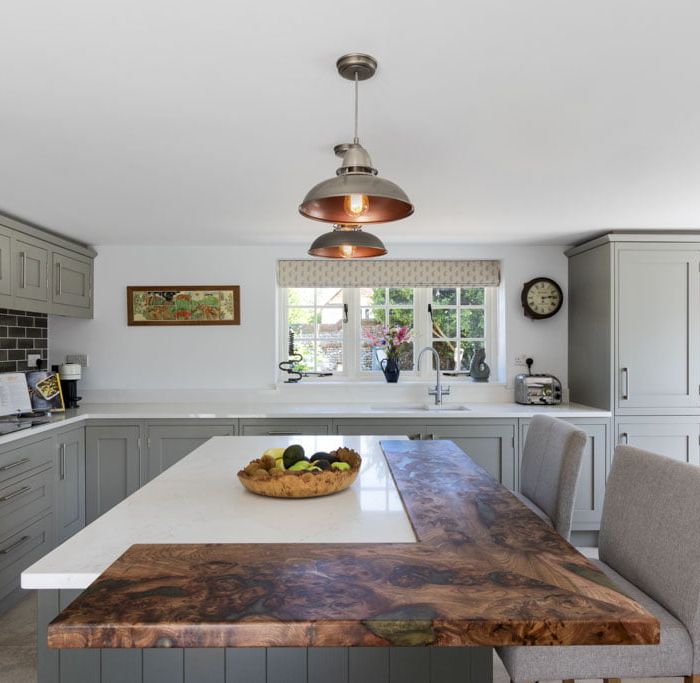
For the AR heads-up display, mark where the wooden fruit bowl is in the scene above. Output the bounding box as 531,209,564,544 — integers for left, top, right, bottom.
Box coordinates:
237,448,361,499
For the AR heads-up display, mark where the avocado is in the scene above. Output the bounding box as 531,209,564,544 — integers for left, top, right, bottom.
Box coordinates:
310,451,331,462
283,444,306,469
312,459,331,470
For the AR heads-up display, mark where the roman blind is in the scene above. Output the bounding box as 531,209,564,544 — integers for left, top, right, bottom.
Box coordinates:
277,259,501,288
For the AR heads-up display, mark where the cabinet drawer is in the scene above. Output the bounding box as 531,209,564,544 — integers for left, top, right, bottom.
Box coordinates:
240,420,330,436
0,437,53,485
0,514,53,602
0,466,53,537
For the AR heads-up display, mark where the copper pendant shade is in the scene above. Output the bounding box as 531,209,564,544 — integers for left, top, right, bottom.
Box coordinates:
300,53,413,238
307,225,387,259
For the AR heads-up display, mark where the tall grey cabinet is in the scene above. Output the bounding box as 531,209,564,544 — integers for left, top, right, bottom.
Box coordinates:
568,234,700,466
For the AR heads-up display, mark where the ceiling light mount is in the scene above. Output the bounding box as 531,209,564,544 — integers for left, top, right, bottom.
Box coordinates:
335,53,377,81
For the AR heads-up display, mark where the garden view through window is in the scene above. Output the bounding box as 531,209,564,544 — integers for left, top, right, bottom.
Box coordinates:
283,286,493,379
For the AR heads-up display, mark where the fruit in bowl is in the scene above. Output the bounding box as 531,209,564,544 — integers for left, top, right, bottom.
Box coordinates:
237,444,361,498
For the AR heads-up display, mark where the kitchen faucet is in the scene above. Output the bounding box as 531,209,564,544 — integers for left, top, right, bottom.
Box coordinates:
417,347,450,405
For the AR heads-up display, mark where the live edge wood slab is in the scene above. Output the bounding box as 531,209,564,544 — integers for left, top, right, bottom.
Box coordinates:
48,440,659,650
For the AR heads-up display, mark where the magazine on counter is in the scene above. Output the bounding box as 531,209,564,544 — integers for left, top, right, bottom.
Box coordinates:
26,371,65,412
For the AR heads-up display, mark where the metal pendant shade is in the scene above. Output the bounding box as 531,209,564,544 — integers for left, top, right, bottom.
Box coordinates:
307,226,387,259
301,53,413,237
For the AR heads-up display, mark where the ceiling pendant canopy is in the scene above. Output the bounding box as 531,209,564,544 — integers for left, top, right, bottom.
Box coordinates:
307,225,387,259
299,53,414,226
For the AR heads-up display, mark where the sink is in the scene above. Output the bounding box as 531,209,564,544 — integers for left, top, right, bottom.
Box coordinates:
370,404,471,412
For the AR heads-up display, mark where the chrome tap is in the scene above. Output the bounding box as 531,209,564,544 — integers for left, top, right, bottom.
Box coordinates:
417,347,450,405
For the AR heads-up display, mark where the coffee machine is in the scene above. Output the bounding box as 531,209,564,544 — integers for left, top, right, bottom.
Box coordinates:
59,363,82,409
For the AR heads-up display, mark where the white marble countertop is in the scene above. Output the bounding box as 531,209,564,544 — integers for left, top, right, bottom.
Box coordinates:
22,435,416,590
0,401,611,447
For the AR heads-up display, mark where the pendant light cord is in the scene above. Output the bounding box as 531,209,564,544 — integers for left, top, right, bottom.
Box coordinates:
353,72,359,144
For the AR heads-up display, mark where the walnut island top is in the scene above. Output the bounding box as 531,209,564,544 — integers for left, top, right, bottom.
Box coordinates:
44,437,659,650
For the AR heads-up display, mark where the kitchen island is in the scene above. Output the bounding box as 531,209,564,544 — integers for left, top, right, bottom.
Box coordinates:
23,435,657,683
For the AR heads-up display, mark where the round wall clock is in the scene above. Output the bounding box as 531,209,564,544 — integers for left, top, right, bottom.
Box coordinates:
521,277,563,319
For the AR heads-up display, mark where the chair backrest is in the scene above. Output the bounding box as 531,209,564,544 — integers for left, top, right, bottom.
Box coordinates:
520,415,586,540
600,445,700,668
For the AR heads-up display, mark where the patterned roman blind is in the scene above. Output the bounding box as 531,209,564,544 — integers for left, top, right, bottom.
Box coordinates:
277,260,501,288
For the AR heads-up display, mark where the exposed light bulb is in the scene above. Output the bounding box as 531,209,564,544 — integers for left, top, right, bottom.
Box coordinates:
344,193,369,218
340,243,356,257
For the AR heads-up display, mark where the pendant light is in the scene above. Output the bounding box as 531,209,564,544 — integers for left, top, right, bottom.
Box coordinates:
308,225,387,259
299,53,414,226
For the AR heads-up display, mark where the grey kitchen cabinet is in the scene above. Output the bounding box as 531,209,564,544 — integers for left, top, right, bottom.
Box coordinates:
520,418,609,530
54,427,86,544
616,246,700,411
85,425,141,523
0,225,13,307
143,422,236,483
333,419,424,440
12,234,49,311
240,419,331,436
426,421,518,489
0,212,96,318
51,249,93,317
615,417,700,465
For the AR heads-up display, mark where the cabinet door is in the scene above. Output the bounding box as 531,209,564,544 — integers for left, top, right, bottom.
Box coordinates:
52,252,92,310
617,247,700,410
616,418,700,465
55,428,85,544
0,228,12,305
239,420,331,436
85,426,140,523
144,424,235,483
520,419,608,530
427,423,517,489
12,236,49,307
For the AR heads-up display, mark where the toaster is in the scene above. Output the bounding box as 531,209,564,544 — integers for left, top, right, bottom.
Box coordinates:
514,373,562,405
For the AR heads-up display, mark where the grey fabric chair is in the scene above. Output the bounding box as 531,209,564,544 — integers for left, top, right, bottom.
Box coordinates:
497,445,700,683
512,414,586,541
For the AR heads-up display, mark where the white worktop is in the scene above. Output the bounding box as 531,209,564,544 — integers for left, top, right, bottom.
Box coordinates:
22,435,416,590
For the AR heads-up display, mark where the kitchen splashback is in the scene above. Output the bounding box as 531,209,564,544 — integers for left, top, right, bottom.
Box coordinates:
0,309,48,372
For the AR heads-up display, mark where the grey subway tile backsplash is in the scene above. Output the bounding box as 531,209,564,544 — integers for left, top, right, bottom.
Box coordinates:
0,309,48,371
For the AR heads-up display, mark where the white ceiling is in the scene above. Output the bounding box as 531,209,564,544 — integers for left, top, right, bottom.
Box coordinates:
1,0,699,247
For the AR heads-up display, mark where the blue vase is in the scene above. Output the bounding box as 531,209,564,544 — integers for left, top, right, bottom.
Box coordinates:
380,358,400,383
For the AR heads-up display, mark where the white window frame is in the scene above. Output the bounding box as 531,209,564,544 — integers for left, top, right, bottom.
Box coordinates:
278,286,498,382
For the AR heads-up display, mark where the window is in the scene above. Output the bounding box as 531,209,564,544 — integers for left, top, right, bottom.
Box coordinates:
431,287,489,372
280,286,497,381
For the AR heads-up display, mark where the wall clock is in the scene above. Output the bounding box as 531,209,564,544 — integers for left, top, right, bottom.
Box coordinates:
521,277,563,319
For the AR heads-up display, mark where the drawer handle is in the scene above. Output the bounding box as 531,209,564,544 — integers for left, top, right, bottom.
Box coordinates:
0,457,31,472
266,431,302,436
0,535,30,555
620,432,629,445
0,485,30,503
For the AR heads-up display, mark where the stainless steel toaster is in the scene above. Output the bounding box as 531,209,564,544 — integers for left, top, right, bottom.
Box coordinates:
514,373,563,405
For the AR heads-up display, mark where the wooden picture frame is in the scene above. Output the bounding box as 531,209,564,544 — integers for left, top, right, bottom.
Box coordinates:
127,286,240,326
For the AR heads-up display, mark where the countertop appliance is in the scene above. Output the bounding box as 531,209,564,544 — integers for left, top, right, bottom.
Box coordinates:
514,373,562,405
59,363,82,409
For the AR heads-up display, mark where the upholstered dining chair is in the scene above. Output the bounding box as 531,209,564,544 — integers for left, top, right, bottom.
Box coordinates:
497,445,700,683
513,414,586,541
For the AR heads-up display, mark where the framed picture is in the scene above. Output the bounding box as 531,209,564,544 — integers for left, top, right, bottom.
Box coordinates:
26,371,65,412
127,286,241,326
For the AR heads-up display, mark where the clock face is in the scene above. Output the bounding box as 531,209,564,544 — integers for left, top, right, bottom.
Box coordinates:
522,278,563,319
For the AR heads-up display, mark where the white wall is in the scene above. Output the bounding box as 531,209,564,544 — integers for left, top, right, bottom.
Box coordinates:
49,243,568,403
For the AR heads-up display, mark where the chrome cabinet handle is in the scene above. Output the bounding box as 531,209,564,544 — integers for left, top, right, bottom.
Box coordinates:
621,367,630,400
0,457,30,472
0,485,30,503
56,262,62,295
59,444,65,480
620,432,629,444
0,535,30,555
19,252,26,288
266,431,302,436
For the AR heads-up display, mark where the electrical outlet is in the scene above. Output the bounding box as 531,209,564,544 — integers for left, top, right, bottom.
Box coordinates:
514,354,529,366
66,354,88,367
27,354,41,368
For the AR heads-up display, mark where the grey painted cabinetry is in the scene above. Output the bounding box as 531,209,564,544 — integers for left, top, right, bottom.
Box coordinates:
54,427,85,544
0,212,96,318
143,422,236,482
85,425,141,524
568,234,700,468
240,419,331,435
